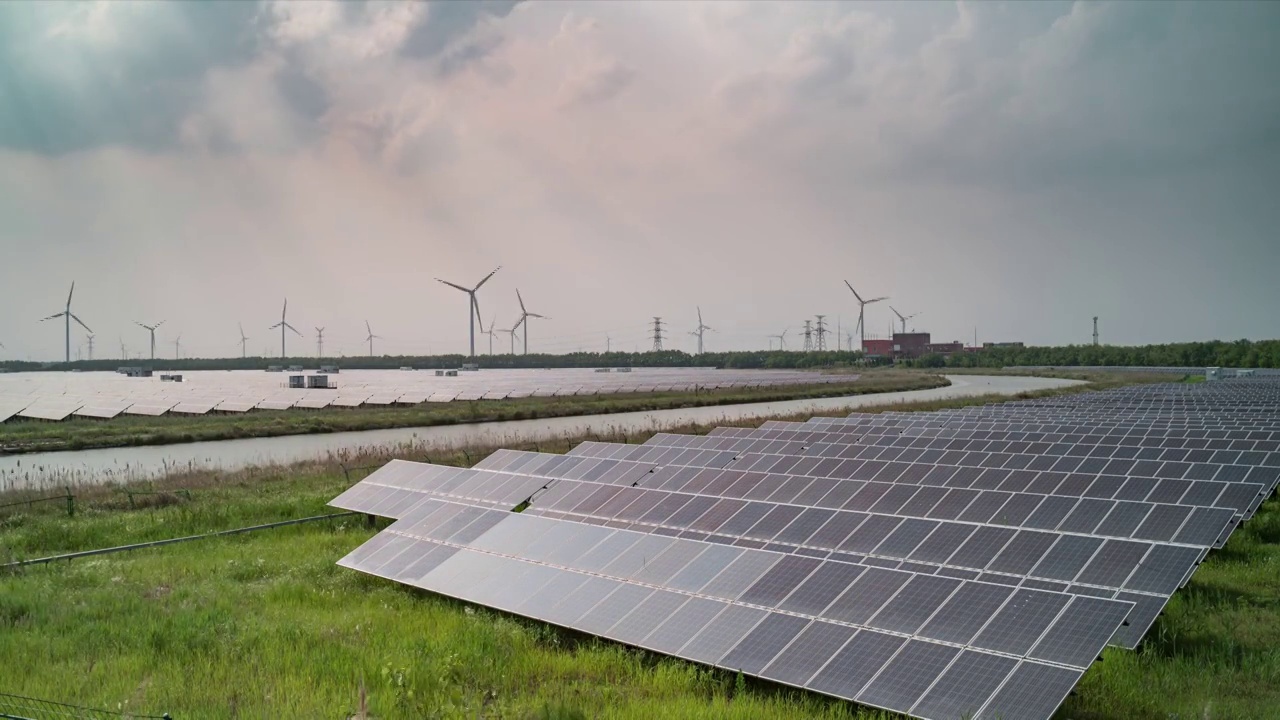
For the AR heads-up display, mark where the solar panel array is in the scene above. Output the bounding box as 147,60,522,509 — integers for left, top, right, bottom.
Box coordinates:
0,368,849,422
331,377,1280,720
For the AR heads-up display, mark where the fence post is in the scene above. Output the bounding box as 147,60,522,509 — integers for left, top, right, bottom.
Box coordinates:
66,488,75,518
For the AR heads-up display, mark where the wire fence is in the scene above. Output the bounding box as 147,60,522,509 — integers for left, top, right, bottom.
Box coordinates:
0,692,170,720
0,491,76,518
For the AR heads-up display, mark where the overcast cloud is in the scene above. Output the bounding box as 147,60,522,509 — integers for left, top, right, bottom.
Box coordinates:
1,0,1277,360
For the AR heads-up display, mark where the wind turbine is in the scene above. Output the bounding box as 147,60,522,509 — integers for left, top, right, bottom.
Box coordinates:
513,289,548,355
238,323,250,358
174,334,182,360
690,307,714,354
40,282,92,363
435,266,501,358
843,280,888,352
269,298,303,358
315,327,326,358
770,328,789,350
364,321,381,357
119,337,128,360
890,306,920,334
498,321,520,355
480,315,500,355
135,320,165,360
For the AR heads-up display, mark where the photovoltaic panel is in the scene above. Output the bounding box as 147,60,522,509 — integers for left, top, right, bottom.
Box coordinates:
332,377,1280,720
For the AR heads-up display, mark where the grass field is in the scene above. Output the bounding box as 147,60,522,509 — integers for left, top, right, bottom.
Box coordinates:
0,372,947,455
4,375,1272,720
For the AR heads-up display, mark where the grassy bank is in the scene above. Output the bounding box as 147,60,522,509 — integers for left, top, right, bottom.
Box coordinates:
6,376,1272,719
0,372,946,456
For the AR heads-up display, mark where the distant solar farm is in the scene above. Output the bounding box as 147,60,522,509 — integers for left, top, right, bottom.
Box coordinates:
0,368,849,423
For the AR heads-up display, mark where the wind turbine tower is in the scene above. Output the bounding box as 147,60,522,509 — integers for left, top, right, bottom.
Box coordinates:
651,317,665,351
239,323,250,359
364,321,381,357
269,298,303,359
844,280,889,352
315,327,326,358
690,307,714,354
514,289,549,355
174,334,182,360
1093,317,1099,347
435,267,501,358
890,306,920,334
40,282,92,363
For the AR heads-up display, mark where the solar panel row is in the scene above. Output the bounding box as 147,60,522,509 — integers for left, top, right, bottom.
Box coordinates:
0,368,852,421
330,376,1280,720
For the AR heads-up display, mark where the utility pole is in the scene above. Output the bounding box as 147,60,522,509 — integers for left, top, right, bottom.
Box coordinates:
802,320,814,352
1092,317,1099,347
815,315,829,352
316,327,326,358
651,317,665,351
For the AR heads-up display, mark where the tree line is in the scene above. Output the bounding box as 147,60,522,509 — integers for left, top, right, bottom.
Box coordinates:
3,339,1278,373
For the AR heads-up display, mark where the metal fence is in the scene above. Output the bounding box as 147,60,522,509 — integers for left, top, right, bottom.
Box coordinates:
0,693,170,720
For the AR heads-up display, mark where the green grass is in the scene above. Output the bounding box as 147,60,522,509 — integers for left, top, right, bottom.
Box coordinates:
0,372,946,455
6,376,1273,719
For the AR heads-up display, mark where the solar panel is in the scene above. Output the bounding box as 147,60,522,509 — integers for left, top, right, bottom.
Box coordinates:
331,376,1280,720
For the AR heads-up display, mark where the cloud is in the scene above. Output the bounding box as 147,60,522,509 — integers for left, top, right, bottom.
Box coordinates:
557,58,635,107
1,0,1278,360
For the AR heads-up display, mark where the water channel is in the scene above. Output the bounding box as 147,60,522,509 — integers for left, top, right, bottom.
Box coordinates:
0,375,1083,492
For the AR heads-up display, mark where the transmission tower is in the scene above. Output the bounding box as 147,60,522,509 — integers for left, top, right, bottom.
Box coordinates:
86,335,95,361
802,320,814,352
815,315,829,352
651,317,665,351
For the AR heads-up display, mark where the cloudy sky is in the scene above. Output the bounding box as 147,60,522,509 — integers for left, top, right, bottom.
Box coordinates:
1,0,1277,361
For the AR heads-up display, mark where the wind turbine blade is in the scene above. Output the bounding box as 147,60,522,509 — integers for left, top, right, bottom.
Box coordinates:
285,323,303,337
472,295,483,330
70,314,93,333
435,278,471,293
473,266,501,291
515,288,527,314
890,306,905,322
156,320,165,329
41,312,66,321
365,320,372,335
698,306,703,326
282,298,288,320
866,296,889,304
527,313,548,319
67,282,75,309
843,280,864,303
